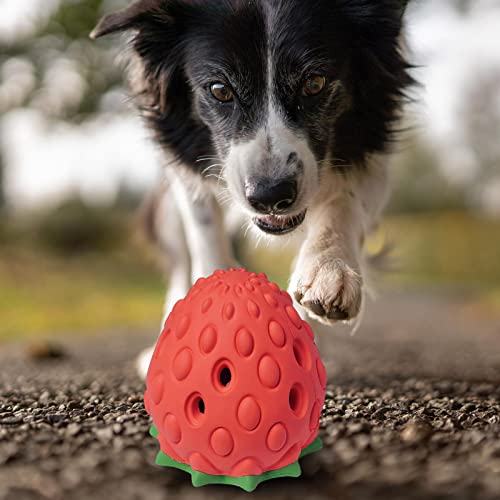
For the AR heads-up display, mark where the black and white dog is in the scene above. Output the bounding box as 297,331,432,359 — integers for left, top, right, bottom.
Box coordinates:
92,0,413,378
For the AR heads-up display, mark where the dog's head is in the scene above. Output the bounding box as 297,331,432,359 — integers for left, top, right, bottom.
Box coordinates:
93,0,411,235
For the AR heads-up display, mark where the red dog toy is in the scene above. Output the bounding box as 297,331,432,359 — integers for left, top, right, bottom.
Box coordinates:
144,268,326,491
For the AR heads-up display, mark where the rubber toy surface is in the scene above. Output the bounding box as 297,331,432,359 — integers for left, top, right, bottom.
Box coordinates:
144,268,326,491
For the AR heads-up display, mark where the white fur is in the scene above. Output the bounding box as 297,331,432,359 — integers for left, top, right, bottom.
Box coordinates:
171,174,236,281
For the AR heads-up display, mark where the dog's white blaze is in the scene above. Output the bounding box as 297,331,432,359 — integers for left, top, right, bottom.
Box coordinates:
225,105,319,217
224,17,320,217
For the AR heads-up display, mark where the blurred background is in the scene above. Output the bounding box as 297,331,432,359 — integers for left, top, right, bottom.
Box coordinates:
0,0,499,344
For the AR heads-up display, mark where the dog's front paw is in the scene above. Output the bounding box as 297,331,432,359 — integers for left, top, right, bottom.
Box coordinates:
291,257,362,325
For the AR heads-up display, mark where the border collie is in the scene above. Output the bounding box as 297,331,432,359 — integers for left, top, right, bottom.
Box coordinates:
91,0,413,378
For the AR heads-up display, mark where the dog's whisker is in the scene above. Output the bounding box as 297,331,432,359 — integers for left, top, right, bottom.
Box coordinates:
243,220,254,239
196,155,220,163
204,172,224,181
217,195,233,207
201,163,223,176
215,191,234,208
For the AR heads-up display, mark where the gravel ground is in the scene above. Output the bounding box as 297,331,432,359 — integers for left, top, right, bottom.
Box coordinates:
1,289,500,500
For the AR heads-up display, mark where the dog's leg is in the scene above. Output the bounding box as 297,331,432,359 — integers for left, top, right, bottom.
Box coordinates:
137,174,237,379
172,174,237,282
290,160,389,325
136,183,191,379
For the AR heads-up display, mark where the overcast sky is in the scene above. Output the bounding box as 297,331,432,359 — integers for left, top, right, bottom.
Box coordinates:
1,0,500,209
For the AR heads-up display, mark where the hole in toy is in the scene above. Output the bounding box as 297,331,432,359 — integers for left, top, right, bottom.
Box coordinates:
213,359,235,392
289,383,307,418
220,367,232,387
293,338,311,370
186,393,206,426
198,398,205,414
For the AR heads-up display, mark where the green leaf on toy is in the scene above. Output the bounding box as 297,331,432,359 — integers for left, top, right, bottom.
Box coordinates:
149,424,322,492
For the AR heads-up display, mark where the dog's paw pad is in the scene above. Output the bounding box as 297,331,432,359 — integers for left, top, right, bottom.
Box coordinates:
302,300,326,317
326,308,350,321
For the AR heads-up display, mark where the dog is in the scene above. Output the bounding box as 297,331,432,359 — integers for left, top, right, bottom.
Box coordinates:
91,0,414,379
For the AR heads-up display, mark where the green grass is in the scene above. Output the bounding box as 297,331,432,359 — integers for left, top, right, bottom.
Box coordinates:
0,244,165,341
380,212,500,288
1,212,499,341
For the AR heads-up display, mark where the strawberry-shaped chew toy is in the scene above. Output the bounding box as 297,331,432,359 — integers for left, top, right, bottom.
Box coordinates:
144,268,326,492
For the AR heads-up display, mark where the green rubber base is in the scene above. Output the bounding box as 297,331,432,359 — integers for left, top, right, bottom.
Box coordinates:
149,425,322,492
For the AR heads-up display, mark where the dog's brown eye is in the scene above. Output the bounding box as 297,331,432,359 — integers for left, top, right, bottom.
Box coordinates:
210,83,234,102
302,75,326,97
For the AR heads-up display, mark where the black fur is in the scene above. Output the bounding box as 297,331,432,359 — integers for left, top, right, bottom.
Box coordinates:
93,0,414,174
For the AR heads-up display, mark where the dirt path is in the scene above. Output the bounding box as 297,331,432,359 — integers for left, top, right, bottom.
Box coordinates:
1,289,499,500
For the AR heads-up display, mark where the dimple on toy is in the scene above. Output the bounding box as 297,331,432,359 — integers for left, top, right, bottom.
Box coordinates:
144,268,326,492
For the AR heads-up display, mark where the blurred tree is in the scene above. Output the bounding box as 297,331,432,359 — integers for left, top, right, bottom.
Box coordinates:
452,0,474,14
34,196,127,255
460,69,500,185
114,180,146,213
0,147,5,214
0,0,130,212
0,0,128,122
388,139,467,214
459,68,500,213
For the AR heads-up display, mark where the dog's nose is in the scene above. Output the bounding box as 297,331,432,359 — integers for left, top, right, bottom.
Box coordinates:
246,178,297,214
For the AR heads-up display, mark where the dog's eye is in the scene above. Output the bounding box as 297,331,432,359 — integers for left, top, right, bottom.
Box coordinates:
210,83,234,103
302,75,326,97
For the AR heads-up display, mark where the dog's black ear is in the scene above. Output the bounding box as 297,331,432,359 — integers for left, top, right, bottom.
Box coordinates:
90,0,163,39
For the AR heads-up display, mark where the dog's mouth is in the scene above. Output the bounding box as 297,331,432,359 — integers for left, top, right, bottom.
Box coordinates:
253,210,307,235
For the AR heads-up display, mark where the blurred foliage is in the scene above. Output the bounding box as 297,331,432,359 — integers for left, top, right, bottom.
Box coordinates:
0,148,5,213
34,198,127,255
0,0,130,215
460,68,500,186
388,139,468,214
9,187,143,255
0,0,128,121
454,0,475,13
382,212,500,288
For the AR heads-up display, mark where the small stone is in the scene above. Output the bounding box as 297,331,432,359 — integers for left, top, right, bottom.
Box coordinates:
66,423,81,436
95,427,113,443
0,443,19,464
347,422,370,435
0,417,22,425
46,414,65,424
116,414,134,423
462,403,477,413
401,419,433,444
40,391,51,404
25,341,66,361
112,423,123,434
